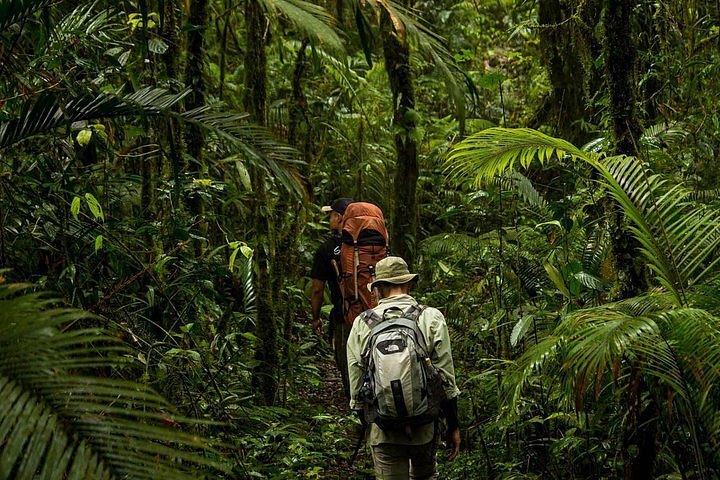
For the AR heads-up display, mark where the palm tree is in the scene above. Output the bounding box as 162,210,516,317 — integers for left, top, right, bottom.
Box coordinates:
447,127,720,477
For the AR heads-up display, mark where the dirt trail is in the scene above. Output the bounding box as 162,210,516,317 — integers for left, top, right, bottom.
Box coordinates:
298,352,374,479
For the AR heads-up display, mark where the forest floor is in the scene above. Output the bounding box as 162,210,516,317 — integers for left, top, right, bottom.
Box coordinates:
297,346,375,479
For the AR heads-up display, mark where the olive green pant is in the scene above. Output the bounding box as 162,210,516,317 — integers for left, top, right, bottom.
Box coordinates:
332,318,350,400
371,441,438,479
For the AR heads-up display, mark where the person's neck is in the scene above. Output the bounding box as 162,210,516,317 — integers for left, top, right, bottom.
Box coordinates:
381,286,409,299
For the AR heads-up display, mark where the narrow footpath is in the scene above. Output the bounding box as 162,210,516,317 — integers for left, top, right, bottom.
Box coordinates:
297,350,374,479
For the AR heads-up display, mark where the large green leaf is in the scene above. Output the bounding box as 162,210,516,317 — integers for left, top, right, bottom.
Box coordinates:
0,283,228,479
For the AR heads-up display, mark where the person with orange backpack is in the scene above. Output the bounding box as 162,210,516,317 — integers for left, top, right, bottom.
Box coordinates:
312,199,390,400
339,201,390,327
310,197,354,399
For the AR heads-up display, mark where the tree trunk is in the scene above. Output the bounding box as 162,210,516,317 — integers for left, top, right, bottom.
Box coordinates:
184,0,208,162
245,0,277,407
534,0,600,146
622,368,658,480
381,10,418,266
602,0,647,299
604,0,642,157
160,0,184,210
184,0,208,254
603,5,656,475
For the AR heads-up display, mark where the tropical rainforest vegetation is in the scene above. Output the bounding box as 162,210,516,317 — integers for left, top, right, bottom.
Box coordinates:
2,0,720,478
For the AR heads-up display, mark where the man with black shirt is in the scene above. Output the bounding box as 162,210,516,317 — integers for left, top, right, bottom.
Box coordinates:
310,197,354,399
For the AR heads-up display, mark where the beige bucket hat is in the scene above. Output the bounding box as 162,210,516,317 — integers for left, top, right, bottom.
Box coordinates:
369,256,419,290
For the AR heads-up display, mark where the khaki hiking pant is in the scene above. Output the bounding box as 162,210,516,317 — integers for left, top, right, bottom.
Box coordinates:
332,318,350,400
371,441,438,479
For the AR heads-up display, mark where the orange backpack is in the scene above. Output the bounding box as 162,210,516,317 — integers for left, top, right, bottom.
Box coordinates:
340,202,389,326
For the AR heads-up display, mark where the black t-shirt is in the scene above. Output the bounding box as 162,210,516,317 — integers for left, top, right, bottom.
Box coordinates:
311,234,343,311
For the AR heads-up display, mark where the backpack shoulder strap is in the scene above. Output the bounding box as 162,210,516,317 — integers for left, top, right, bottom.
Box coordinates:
361,309,384,330
404,304,431,353
402,304,426,322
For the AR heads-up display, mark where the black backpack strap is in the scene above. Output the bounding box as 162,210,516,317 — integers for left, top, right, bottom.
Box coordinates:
362,309,384,330
403,304,431,354
402,304,425,322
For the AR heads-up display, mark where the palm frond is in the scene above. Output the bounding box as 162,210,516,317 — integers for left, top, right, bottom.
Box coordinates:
0,0,54,32
49,1,127,49
447,128,720,303
446,127,594,186
688,188,720,204
0,283,228,479
502,335,564,415
651,308,720,391
0,87,189,149
348,0,473,126
599,156,720,302
261,0,344,52
497,170,551,218
181,106,305,197
558,307,661,394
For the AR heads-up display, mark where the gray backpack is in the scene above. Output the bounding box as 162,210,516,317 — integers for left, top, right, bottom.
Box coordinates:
358,305,448,431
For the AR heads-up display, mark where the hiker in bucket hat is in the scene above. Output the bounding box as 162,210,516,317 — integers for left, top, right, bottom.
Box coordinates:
347,256,462,479
368,256,419,291
310,197,354,399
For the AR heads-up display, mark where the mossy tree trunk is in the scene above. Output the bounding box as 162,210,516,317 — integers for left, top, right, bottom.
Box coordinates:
184,0,208,252
535,0,601,146
603,2,656,477
382,10,418,266
604,0,642,157
245,0,277,407
603,0,647,299
161,0,184,210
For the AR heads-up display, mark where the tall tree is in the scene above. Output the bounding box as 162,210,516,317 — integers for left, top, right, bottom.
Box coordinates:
604,0,642,157
161,0,184,208
184,0,209,248
603,7,656,472
244,0,277,406
535,0,601,145
382,10,418,266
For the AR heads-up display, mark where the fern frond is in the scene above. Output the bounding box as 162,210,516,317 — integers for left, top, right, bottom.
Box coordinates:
421,231,498,258
582,226,611,274
641,122,689,149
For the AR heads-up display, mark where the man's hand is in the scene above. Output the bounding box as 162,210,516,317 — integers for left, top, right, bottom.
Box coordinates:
312,318,323,337
446,427,461,461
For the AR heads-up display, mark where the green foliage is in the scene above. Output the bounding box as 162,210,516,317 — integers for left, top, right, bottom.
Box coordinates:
3,0,720,477
0,282,227,478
